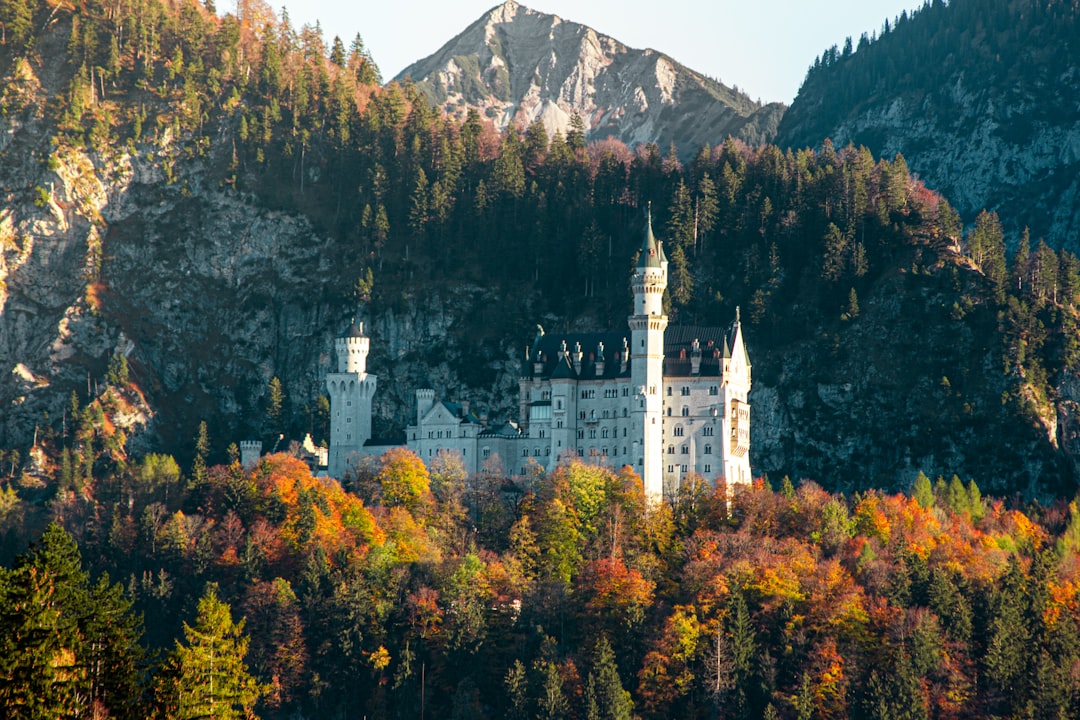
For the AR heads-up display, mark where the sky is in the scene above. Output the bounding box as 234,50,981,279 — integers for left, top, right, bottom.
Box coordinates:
282,0,926,105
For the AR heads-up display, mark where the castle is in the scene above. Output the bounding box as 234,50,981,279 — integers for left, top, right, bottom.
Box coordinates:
325,212,752,501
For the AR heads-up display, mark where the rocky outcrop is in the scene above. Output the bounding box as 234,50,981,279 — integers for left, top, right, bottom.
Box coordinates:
396,0,784,152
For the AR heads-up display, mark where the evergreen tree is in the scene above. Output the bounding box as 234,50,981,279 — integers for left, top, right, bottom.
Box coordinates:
588,636,633,720
154,587,264,719
912,471,933,508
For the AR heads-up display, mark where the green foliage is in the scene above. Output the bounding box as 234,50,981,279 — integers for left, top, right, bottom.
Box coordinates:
912,471,933,509
154,586,264,718
376,447,431,512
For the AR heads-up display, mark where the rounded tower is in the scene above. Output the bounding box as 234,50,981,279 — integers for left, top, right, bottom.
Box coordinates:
629,206,668,502
326,321,377,478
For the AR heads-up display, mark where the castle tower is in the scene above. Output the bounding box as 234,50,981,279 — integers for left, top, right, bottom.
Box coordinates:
326,321,377,478
629,207,668,501
239,440,262,470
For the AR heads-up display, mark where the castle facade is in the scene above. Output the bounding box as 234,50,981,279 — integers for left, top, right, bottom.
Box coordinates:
325,213,752,501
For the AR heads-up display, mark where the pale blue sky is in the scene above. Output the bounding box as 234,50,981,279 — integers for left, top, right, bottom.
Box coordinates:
286,0,925,104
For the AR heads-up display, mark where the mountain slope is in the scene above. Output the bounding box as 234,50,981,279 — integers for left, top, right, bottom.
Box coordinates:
396,0,784,151
777,0,1080,250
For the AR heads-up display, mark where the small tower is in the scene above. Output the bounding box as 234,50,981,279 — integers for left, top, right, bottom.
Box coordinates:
629,206,668,501
239,440,262,470
326,321,377,478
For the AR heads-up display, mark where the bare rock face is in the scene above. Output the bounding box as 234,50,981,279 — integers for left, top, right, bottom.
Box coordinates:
396,0,784,152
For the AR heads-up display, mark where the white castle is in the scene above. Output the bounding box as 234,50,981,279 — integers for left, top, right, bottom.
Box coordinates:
325,212,752,501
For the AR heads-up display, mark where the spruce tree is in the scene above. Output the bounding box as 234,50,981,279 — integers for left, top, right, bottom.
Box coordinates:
154,587,264,719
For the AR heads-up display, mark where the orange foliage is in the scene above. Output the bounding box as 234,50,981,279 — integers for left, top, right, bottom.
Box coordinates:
853,494,892,545
1044,578,1080,628
582,556,655,622
253,454,383,564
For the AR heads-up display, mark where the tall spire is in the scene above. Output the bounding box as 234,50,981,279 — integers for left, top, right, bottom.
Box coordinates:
638,202,662,269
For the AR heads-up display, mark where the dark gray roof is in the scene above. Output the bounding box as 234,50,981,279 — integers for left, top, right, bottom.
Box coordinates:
637,209,662,269
441,401,482,424
524,323,738,380
527,331,631,380
480,420,522,438
345,322,365,338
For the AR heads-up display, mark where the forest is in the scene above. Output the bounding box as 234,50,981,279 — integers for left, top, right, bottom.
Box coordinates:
3,0,1080,716
5,448,1080,719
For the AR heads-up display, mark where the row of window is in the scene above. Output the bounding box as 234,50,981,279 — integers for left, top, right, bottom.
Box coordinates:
667,444,713,455
576,427,628,439
668,464,712,473
666,386,720,396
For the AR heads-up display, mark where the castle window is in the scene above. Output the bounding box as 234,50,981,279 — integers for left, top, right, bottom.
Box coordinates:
622,408,628,417
534,448,540,457
429,431,433,439
681,445,688,454
589,429,597,439
578,430,585,439
346,434,351,441
705,464,711,473
622,388,629,396
347,400,352,406
667,408,672,416
623,428,627,437
557,421,564,429
673,426,684,437
602,448,607,456
545,447,550,456
709,386,719,396
557,400,563,409
483,447,491,458
668,465,674,473
667,387,672,396
578,448,584,456
703,426,714,437
603,410,610,418
601,428,609,438
523,449,528,457
681,386,690,396
539,429,546,439
668,445,675,454
580,411,586,420
542,390,551,400
704,444,712,455
681,465,688,473
347,417,352,423
682,406,689,416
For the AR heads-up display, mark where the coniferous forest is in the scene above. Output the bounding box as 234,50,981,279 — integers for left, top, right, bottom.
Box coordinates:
3,0,1080,717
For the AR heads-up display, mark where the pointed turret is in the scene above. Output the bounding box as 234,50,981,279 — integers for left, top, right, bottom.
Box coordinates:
637,204,662,269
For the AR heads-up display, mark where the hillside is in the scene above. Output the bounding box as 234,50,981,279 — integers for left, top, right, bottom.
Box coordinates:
0,0,1079,501
395,0,784,153
777,0,1080,250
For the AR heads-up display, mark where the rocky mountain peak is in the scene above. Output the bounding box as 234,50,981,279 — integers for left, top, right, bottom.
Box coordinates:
396,2,783,151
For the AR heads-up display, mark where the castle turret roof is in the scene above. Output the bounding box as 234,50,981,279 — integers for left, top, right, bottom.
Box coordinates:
345,321,365,338
637,206,662,269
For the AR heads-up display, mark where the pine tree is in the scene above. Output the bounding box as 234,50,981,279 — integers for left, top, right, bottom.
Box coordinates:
154,587,264,719
588,636,633,720
912,471,933,508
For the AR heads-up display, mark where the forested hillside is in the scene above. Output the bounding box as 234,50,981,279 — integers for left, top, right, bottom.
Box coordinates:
777,0,1080,249
5,453,1080,719
2,0,1080,494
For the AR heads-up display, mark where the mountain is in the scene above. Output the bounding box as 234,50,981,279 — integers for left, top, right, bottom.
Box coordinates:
395,0,784,152
777,0,1080,250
